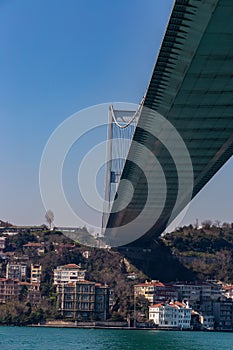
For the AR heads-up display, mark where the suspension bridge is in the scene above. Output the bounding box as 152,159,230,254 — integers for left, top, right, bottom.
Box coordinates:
102,0,233,248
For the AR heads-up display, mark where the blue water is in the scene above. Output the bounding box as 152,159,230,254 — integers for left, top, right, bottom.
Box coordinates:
1,327,233,350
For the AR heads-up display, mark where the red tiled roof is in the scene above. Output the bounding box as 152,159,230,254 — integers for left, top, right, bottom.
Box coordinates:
223,285,233,291
150,301,189,309
61,264,81,269
19,282,31,286
150,303,164,308
135,281,165,287
23,242,43,247
172,301,186,306
95,283,108,288
0,278,20,282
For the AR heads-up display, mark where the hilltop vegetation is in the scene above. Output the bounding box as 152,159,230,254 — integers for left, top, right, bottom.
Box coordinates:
163,221,233,282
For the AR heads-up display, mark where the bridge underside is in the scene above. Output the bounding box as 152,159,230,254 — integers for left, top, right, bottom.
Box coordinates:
105,0,233,247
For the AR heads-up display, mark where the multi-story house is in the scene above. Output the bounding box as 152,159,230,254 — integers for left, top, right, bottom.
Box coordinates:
134,280,178,304
199,314,215,330
172,281,224,308
56,280,109,321
149,301,191,329
213,301,233,330
0,278,41,305
0,278,20,303
23,242,45,257
30,264,42,284
24,282,41,305
53,264,86,285
6,263,27,281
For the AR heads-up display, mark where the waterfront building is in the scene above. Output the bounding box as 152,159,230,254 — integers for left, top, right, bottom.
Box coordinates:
199,314,215,330
213,301,233,330
172,281,224,307
56,280,109,321
53,264,86,285
149,301,191,329
134,280,178,304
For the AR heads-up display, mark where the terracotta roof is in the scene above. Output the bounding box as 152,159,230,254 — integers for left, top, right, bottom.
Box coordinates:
169,301,187,308
0,278,19,282
61,264,81,269
135,281,165,287
223,285,233,291
18,282,31,286
23,242,43,247
95,283,108,288
172,301,186,306
150,301,189,309
150,303,164,308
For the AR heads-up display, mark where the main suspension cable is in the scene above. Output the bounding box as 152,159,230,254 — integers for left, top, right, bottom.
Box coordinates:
110,97,144,129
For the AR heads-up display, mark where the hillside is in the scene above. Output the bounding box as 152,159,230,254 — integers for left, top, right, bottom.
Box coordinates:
0,229,147,320
163,222,233,282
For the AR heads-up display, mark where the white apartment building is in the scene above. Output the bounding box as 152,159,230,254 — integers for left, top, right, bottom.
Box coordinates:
149,301,191,329
53,264,86,285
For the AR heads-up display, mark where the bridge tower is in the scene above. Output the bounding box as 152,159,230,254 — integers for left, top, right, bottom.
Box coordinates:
102,105,139,233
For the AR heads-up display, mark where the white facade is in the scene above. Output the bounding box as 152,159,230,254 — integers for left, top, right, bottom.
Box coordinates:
149,302,191,329
53,264,86,285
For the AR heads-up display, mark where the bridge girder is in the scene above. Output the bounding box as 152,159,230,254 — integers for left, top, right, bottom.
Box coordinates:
105,0,233,247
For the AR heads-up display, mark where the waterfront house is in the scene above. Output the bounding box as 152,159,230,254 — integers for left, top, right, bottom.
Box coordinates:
134,280,178,304
149,301,192,329
56,280,109,321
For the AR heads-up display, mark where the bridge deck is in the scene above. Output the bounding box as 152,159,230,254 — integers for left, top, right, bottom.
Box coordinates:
105,0,233,247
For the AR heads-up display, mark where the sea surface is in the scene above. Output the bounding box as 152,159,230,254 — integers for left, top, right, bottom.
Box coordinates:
1,327,233,350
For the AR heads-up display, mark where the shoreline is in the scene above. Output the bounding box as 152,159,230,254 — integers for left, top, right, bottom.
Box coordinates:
1,322,232,332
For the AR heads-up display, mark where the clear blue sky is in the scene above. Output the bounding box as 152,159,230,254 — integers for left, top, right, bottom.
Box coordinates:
0,0,232,228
